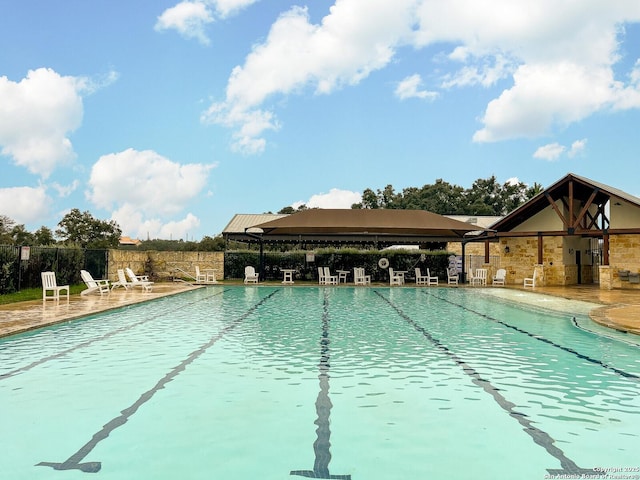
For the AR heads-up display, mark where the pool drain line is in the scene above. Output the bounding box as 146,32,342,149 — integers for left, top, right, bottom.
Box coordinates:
374,290,600,477
36,289,279,474
291,289,351,480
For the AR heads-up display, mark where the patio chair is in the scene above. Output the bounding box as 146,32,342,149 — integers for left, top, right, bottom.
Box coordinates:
41,271,70,302
492,268,506,286
317,266,327,285
324,267,338,285
244,266,259,284
426,268,439,286
80,270,110,296
125,267,154,292
389,267,404,286
415,267,429,285
353,267,371,285
470,268,487,286
524,269,537,288
111,269,131,290
195,266,207,283
447,268,459,285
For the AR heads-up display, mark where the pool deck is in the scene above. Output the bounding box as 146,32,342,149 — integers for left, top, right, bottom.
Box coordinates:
1,282,639,338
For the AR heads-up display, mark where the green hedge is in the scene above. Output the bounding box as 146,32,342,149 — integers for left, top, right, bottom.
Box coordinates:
225,248,453,282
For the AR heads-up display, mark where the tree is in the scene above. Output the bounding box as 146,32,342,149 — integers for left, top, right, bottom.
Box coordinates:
10,224,34,245
0,215,15,244
56,209,122,248
34,226,56,246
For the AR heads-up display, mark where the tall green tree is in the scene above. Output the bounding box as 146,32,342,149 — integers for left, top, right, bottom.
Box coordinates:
0,215,15,244
56,209,122,248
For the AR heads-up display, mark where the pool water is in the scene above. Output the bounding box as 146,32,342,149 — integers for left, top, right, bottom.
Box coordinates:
1,286,639,480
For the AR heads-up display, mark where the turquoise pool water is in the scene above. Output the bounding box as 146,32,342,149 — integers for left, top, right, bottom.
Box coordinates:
1,286,639,480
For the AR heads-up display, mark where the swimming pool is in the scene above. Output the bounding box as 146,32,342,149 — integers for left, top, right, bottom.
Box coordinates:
1,286,639,480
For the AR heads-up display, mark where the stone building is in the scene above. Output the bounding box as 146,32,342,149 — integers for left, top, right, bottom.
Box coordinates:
469,173,640,289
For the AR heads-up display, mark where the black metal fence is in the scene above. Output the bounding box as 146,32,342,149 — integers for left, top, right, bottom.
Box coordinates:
0,245,108,294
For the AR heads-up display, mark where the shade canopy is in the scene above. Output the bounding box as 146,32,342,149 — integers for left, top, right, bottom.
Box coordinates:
250,209,483,246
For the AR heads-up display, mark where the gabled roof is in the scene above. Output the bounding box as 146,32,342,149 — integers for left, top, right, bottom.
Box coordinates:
490,173,640,233
252,209,482,243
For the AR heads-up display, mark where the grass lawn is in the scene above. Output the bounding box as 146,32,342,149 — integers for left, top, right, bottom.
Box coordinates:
0,285,85,305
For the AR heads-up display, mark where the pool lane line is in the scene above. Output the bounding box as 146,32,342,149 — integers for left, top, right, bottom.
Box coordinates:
422,291,640,382
374,290,599,477
36,289,280,474
0,288,233,382
291,289,352,480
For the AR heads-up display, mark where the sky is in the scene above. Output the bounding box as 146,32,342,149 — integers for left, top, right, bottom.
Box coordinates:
1,0,640,241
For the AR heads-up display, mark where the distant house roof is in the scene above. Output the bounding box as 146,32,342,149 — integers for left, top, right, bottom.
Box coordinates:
119,236,141,246
489,172,640,234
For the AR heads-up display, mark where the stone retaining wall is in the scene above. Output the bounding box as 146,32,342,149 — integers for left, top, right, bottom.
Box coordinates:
107,250,224,282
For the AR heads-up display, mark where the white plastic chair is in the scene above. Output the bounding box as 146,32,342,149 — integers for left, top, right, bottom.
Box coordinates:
195,266,207,283
41,272,70,301
492,269,506,286
524,270,537,288
244,266,259,284
317,266,327,285
80,270,110,295
389,268,403,286
324,267,338,285
426,268,439,286
447,268,459,285
125,267,154,292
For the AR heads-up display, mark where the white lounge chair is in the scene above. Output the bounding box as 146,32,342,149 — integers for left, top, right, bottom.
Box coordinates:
524,270,537,288
324,267,338,285
80,270,110,295
353,267,371,285
111,269,131,290
125,267,154,292
244,266,259,284
426,268,439,286
447,268,459,285
41,271,70,301
492,269,506,286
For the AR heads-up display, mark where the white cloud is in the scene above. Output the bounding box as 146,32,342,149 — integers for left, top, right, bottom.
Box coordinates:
293,188,362,209
204,0,640,151
0,68,86,178
203,1,416,153
211,0,259,18
155,0,259,45
87,148,215,238
473,62,620,142
395,74,438,100
51,180,79,198
533,142,565,161
568,138,587,157
155,1,214,45
533,137,588,161
0,186,50,224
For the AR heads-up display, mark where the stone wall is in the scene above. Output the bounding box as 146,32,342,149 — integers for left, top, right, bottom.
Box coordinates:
608,235,640,290
108,250,224,282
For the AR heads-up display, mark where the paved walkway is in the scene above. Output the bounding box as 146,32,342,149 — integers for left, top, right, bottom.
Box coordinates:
1,282,639,338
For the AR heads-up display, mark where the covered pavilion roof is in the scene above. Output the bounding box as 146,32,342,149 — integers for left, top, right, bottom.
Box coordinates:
247,209,483,246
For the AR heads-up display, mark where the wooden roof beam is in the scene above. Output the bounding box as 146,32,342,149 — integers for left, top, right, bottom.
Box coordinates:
545,192,569,229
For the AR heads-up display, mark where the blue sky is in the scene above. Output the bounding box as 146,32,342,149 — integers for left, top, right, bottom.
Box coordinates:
1,1,640,240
